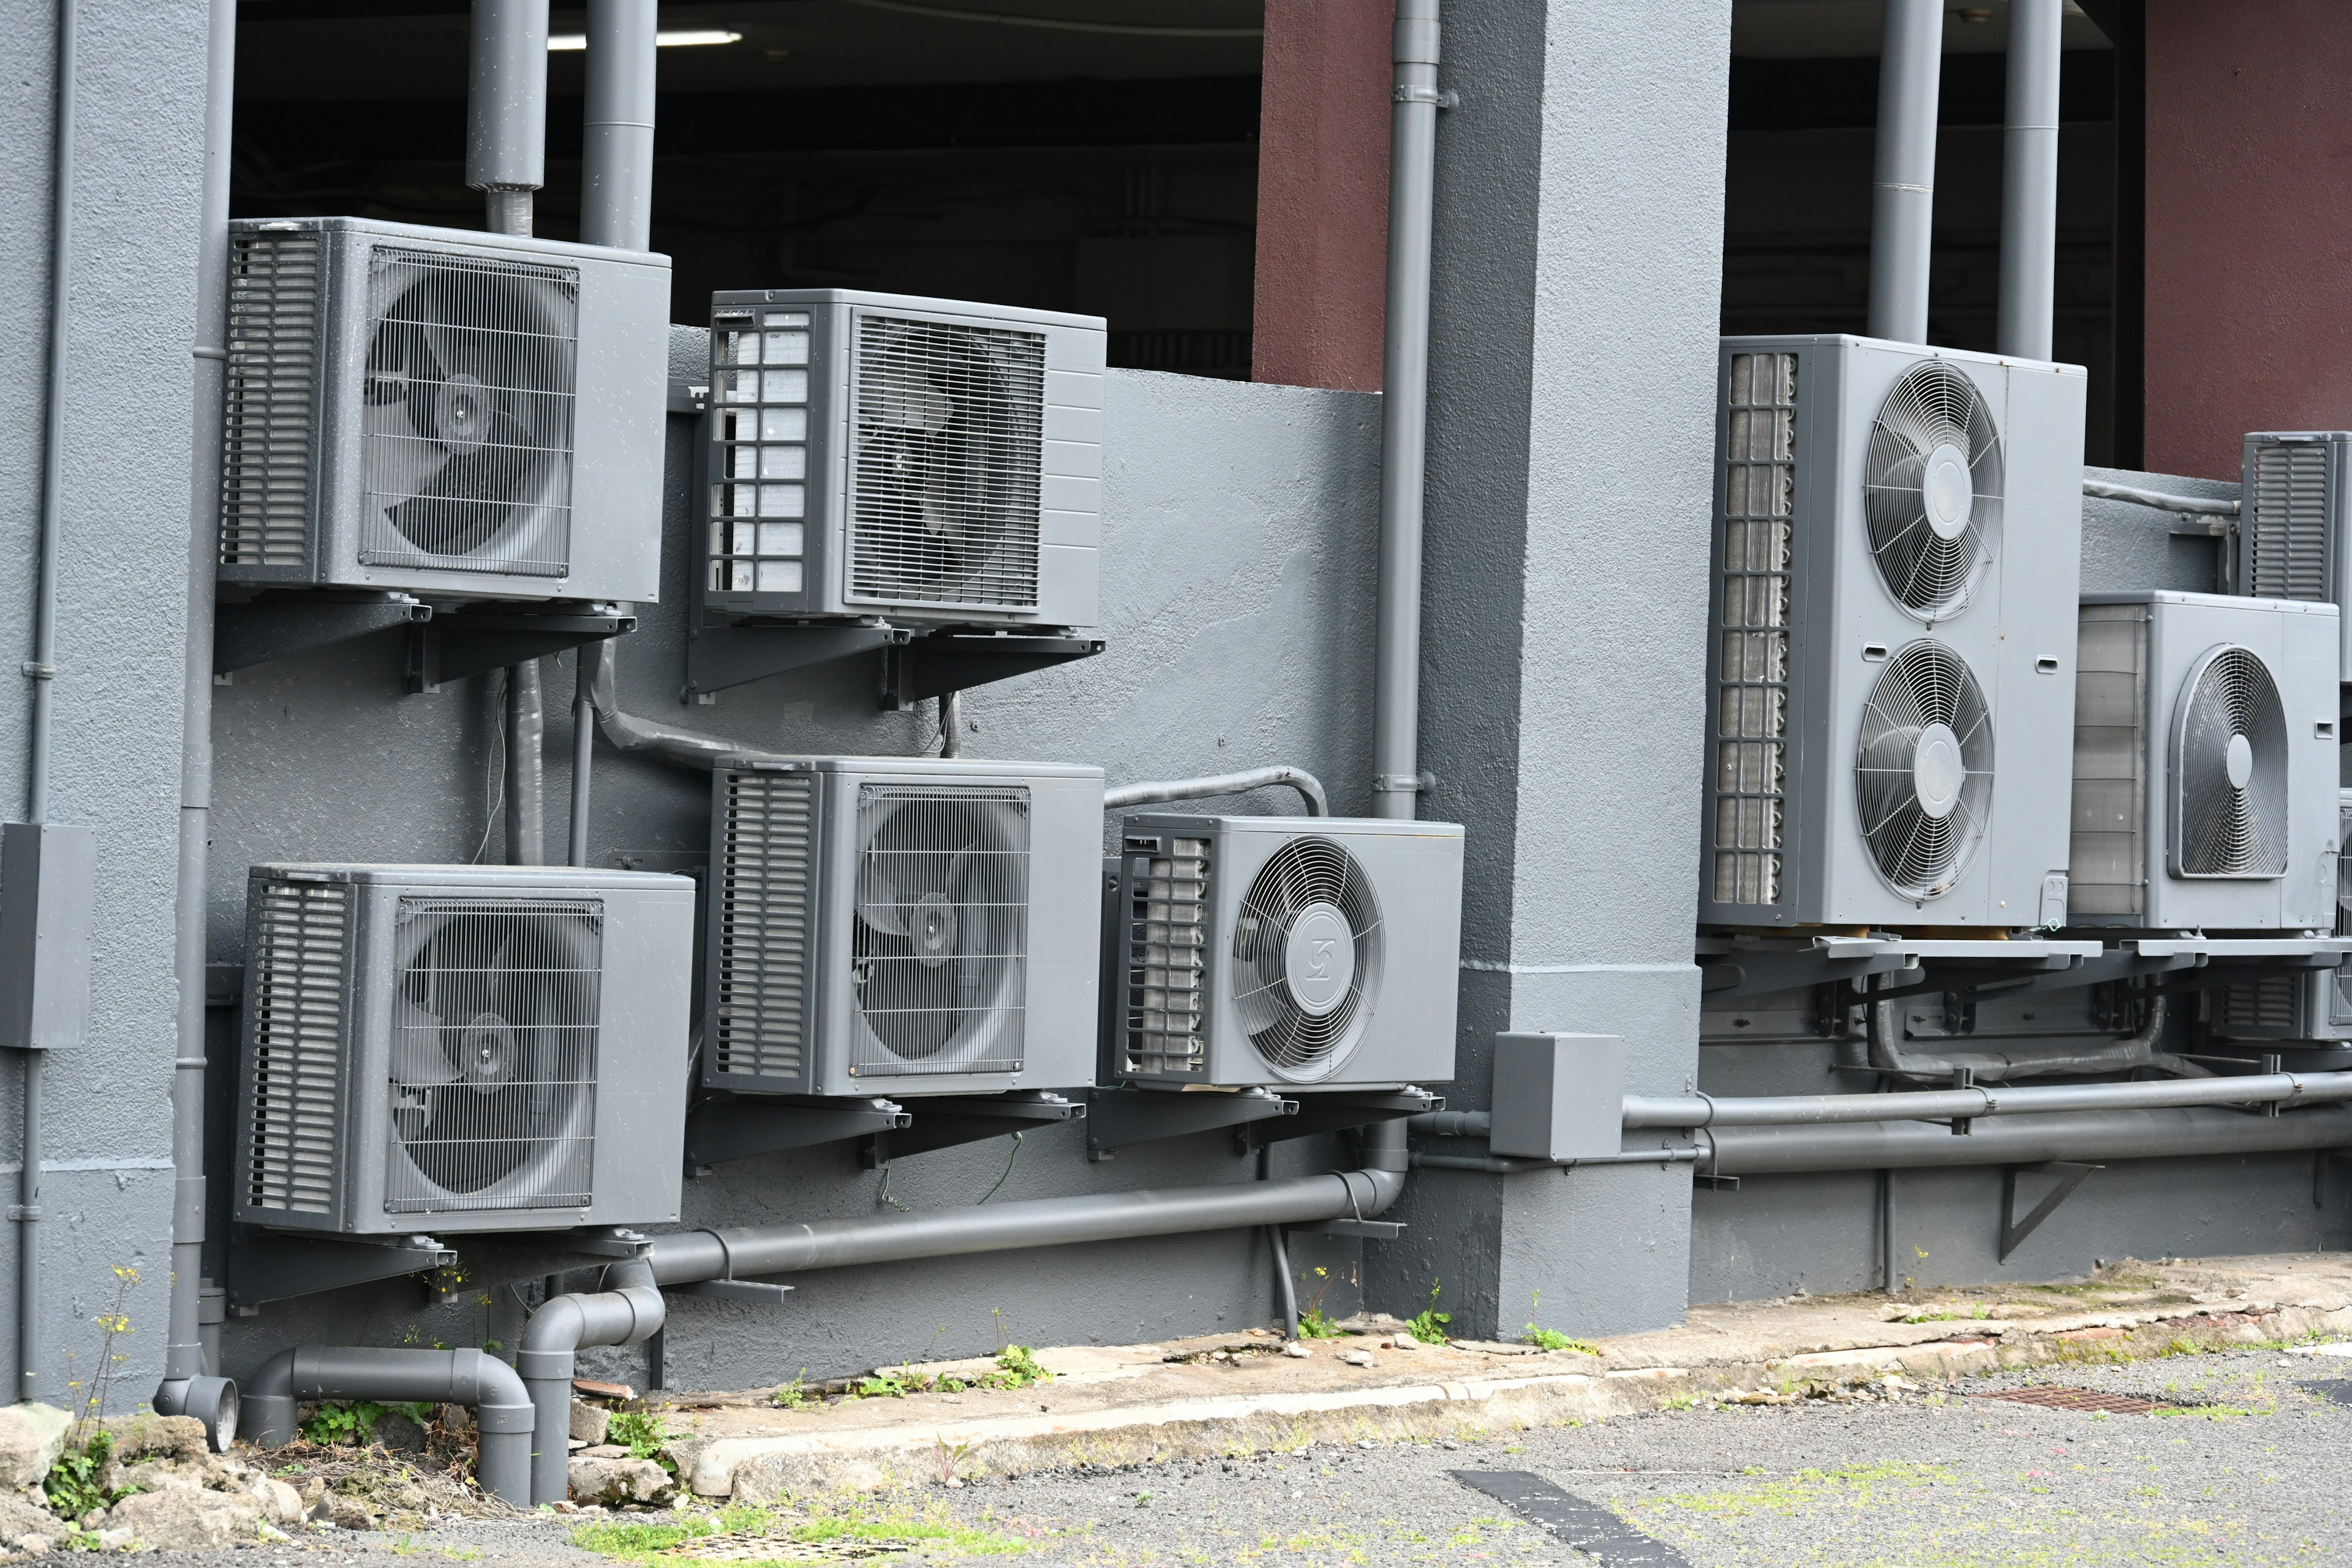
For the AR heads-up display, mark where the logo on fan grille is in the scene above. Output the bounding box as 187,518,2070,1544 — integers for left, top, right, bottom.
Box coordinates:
1233,839,1382,1080
1865,360,2003,622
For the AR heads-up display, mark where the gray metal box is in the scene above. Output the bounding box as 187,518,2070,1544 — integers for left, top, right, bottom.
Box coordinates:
704,756,1104,1096
216,217,672,604
701,289,1103,632
0,823,94,1052
1700,336,2086,930
1488,1033,1624,1162
2069,592,2340,931
2238,431,2352,674
233,864,695,1236
1110,815,1464,1089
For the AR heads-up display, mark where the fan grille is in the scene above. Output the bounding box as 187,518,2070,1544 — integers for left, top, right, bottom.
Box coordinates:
384,898,602,1214
360,247,579,578
1233,837,1382,1079
2171,645,2289,878
710,771,816,1088
219,230,323,570
242,878,351,1218
1855,641,1996,899
1864,360,2003,620
845,313,1046,610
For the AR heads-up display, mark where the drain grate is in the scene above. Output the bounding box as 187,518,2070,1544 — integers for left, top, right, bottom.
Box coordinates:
1970,1385,2165,1414
656,1534,918,1562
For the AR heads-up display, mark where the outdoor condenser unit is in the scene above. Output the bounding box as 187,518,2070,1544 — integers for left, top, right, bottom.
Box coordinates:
701,289,1104,630
1698,336,2086,929
2068,592,2339,932
703,756,1104,1096
1110,815,1464,1089
2237,431,2352,676
2212,794,2352,1042
216,217,671,602
233,865,695,1236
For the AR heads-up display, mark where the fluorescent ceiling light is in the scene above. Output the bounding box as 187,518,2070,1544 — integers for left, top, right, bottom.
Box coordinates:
548,29,742,50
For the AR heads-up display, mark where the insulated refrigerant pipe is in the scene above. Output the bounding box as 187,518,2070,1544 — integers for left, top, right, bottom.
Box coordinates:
153,0,241,1449
2082,478,2239,518
1103,767,1328,817
245,1348,533,1506
1995,0,2062,360
1370,0,1441,822
1868,0,1943,345
1701,1104,2352,1176
1623,1069,2352,1129
519,1258,664,1505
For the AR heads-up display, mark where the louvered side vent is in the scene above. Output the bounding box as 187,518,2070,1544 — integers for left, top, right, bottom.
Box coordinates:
243,879,350,1217
1711,350,1797,906
711,771,815,1086
1124,834,1209,1076
219,230,323,568
2068,604,2149,918
2245,442,2331,600
2214,973,2300,1034
846,313,1046,611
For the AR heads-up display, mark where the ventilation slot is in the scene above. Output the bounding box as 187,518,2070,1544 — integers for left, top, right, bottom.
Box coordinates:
2214,973,2300,1034
2067,605,2150,918
846,312,1046,611
1126,836,1209,1077
1713,350,1796,907
244,878,350,1217
219,230,323,569
2245,442,2331,600
711,772,816,1085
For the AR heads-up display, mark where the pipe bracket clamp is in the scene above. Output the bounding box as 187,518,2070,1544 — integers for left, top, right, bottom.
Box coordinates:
7,1207,36,1223
1393,85,1458,108
19,663,55,682
1371,771,1436,794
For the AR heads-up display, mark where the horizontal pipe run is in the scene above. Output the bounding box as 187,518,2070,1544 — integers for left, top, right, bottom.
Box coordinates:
244,1347,533,1506
1625,1070,2352,1130
2082,478,2239,517
1701,1104,2352,1176
1412,1148,1698,1174
1409,1110,1490,1137
1103,767,1329,817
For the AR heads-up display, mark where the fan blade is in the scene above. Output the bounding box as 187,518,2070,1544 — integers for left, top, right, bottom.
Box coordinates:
857,856,911,937
390,998,462,1087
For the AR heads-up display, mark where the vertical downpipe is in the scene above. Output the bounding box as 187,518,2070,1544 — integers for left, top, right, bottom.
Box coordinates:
1370,0,1442,822
569,0,657,869
1867,0,1943,345
466,0,552,865
1996,0,2063,361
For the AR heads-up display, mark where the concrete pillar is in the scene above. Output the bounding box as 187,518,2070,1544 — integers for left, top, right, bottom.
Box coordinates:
2143,0,2352,479
1250,0,1393,392
1363,0,1730,1340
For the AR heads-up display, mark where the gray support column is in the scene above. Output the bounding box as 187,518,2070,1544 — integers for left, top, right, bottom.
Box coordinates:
1363,0,1728,1339
1996,0,2063,361
1868,0,1943,345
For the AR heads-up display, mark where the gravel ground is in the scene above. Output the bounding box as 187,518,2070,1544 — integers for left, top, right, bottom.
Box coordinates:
119,1347,2352,1568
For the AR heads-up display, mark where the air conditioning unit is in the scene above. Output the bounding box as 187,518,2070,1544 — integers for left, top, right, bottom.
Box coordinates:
216,217,670,602
2212,793,2352,1041
2238,431,2351,675
700,289,1102,631
2068,592,2339,931
1109,816,1464,1088
232,865,695,1236
703,756,1103,1096
1698,336,2086,929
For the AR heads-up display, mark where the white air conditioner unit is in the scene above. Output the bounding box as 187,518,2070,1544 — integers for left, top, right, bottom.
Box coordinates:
703,756,1103,1096
1698,336,2086,929
700,288,1102,631
2212,794,2352,1041
2238,431,2352,676
1110,815,1463,1089
232,865,695,1236
216,217,671,603
2069,592,2339,931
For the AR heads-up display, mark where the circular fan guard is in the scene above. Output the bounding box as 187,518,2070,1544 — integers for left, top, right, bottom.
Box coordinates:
1864,360,2004,621
1232,837,1384,1080
1855,640,1996,899
2171,644,2288,878
851,790,1030,1068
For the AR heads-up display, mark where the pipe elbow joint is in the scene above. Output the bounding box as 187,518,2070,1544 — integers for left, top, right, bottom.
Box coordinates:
244,1349,300,1449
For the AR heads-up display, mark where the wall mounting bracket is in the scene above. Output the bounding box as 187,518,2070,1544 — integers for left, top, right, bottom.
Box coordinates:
1285,1217,1406,1240
684,1096,910,1167
859,1092,1084,1167
405,609,636,694
673,1279,794,1305
1085,1086,1296,1159
880,631,1106,712
225,1229,456,1309
214,592,433,676
1243,1087,1444,1149
1997,1161,2101,1263
684,621,908,699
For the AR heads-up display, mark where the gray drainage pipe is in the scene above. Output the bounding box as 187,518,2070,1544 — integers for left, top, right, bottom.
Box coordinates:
1868,0,1942,344
1104,767,1329,817
1700,1104,2352,1177
154,0,240,1450
1624,1066,2352,1129
518,1259,665,1506
1995,0,2062,360
586,640,771,772
245,1347,533,1507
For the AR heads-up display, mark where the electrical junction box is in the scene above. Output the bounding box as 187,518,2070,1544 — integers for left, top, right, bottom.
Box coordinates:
1487,1032,1624,1162
0,823,95,1052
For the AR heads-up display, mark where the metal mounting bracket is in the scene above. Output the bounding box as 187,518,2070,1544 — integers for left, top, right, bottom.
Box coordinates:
860,1092,1084,1167
1998,1161,2101,1263
405,610,636,694
880,631,1106,712
674,1279,794,1305
1243,1087,1444,1149
684,621,908,699
226,1229,456,1309
1286,1218,1406,1240
685,1096,911,1166
214,592,433,676
1087,1086,1296,1158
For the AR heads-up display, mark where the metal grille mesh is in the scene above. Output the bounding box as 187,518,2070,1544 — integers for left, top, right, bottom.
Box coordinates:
1713,351,1796,905
243,879,352,1217
846,313,1046,610
1234,837,1382,1079
2068,605,2150,918
1864,360,2004,620
1123,835,1210,1076
384,897,601,1213
360,248,579,578
711,771,816,1086
220,230,323,568
850,783,1030,1077
2245,442,2331,600
1855,640,1996,899
2173,646,2289,878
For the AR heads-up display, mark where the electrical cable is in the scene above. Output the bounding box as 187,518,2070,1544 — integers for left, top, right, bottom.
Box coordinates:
975,1131,1023,1205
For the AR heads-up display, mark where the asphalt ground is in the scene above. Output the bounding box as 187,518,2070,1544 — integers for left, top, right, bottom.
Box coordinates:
132,1345,2352,1568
